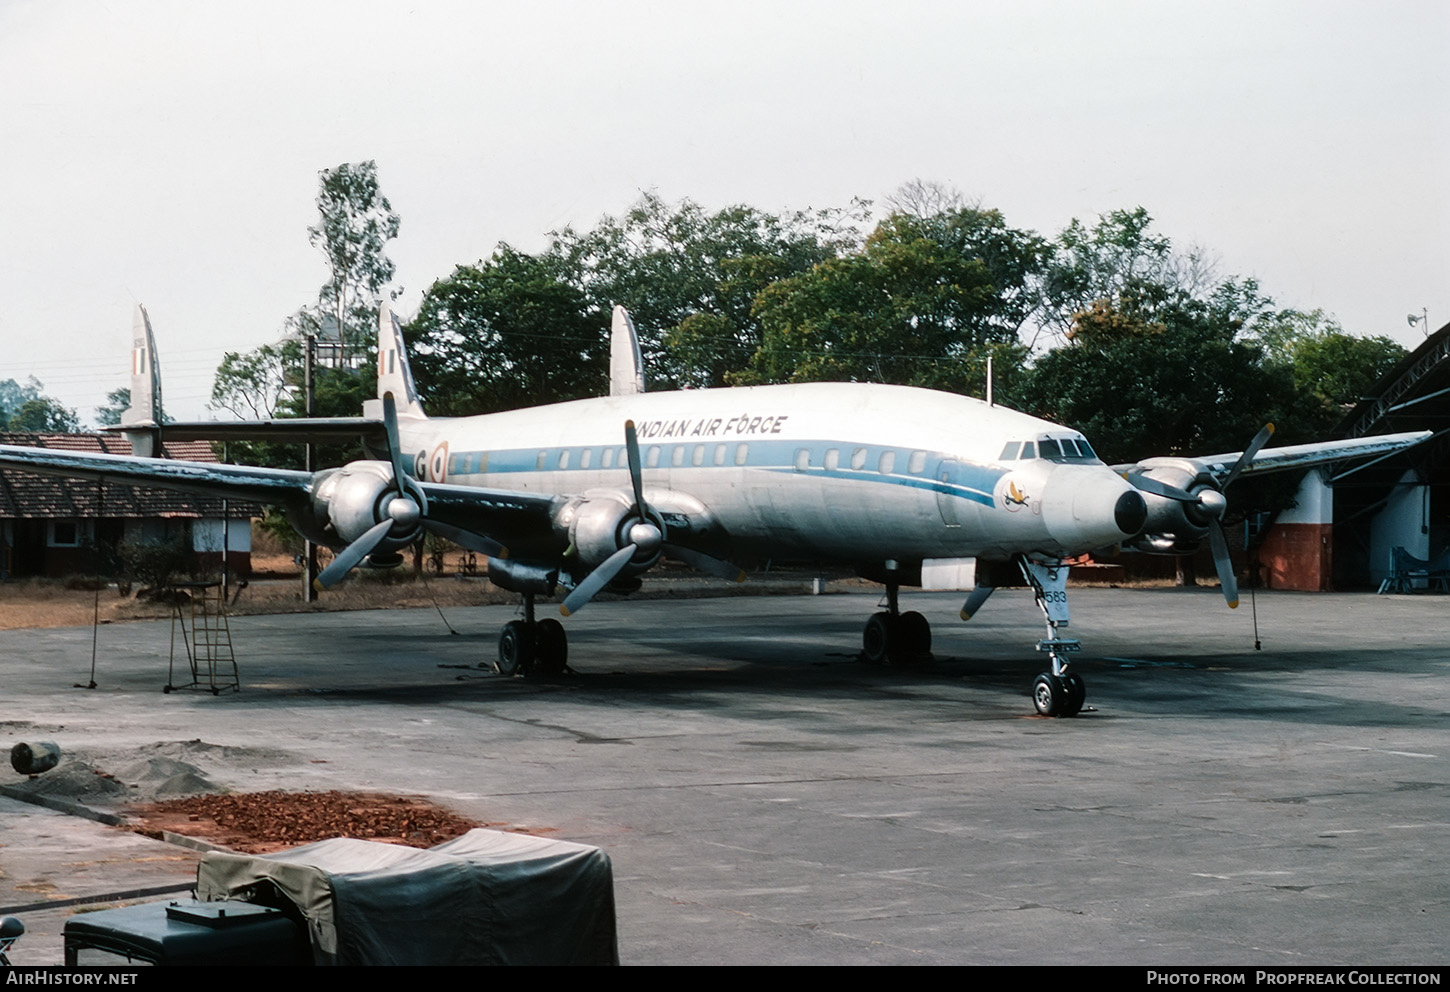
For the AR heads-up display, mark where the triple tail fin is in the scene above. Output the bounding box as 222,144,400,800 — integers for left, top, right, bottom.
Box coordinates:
120,304,164,456
610,305,645,396
375,303,426,419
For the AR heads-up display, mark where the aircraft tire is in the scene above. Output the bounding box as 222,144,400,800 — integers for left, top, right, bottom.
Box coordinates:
898,611,931,660
1032,673,1065,717
862,612,894,665
1062,672,1086,716
497,620,533,676
535,618,568,677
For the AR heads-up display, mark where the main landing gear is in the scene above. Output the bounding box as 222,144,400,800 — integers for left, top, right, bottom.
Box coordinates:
1020,558,1085,717
862,579,932,666
496,594,568,678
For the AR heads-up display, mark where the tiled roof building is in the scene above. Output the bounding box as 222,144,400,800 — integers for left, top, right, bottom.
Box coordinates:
0,433,259,579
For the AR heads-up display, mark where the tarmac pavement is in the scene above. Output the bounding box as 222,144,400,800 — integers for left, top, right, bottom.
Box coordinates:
0,586,1445,965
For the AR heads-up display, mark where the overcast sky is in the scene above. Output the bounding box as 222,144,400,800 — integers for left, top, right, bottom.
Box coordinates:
2,0,1446,423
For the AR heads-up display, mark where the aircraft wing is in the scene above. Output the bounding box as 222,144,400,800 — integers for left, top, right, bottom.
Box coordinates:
1114,430,1430,483
0,445,560,540
0,443,314,505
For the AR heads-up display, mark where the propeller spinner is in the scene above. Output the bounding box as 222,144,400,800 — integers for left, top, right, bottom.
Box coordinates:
1125,424,1275,608
559,420,744,616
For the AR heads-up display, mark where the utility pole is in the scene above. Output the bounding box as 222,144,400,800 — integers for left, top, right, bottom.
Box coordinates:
303,326,318,602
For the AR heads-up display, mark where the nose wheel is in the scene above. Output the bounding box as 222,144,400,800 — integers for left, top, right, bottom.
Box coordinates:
1032,671,1085,717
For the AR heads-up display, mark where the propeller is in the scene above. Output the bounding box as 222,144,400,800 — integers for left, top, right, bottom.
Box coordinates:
560,420,744,616
1125,424,1275,609
315,392,506,590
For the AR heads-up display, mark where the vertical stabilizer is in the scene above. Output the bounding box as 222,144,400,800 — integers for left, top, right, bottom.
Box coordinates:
376,303,426,418
121,304,164,456
610,305,646,396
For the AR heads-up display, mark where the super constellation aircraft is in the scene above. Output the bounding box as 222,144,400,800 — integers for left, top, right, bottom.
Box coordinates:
0,306,1427,716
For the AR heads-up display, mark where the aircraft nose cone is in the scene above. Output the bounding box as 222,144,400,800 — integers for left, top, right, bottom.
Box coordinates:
1043,467,1145,552
1115,489,1147,536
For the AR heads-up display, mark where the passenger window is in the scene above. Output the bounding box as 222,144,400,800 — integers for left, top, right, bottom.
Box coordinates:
602,447,615,469
647,446,661,468
735,444,749,466
795,448,811,471
693,445,706,466
579,448,593,469
851,447,867,470
536,450,547,470
908,450,927,474
878,450,895,474
1000,442,1020,461
714,444,727,466
824,448,840,470
557,450,570,470
671,446,685,467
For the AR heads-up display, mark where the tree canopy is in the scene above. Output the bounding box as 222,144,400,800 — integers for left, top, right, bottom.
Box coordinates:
204,174,1407,473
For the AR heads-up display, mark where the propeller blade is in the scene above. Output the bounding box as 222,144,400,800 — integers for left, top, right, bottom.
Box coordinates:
560,543,638,617
1126,472,1198,503
1220,423,1275,490
1207,520,1239,609
624,419,646,517
663,543,746,583
382,392,407,498
314,518,395,590
382,390,427,515
424,520,508,559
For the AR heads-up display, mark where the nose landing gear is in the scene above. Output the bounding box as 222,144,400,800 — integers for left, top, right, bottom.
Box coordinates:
1021,558,1085,717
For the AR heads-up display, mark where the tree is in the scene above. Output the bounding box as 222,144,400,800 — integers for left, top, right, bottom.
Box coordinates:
7,396,80,433
1021,277,1290,464
94,387,131,427
544,192,868,387
208,161,399,467
0,377,47,424
1038,207,1217,343
308,160,401,363
746,207,1040,397
1254,309,1407,434
407,247,606,415
0,377,79,432
209,342,299,420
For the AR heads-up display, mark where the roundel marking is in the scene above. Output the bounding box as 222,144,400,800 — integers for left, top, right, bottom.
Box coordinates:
431,442,449,484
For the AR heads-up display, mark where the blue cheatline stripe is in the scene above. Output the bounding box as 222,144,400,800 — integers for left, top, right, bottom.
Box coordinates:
409,437,1004,508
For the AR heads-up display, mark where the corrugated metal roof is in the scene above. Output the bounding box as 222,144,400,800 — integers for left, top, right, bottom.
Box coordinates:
0,433,264,520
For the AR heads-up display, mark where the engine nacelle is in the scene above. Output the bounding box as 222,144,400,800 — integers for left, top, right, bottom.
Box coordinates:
304,460,425,557
1122,458,1226,556
555,492,665,574
487,558,559,596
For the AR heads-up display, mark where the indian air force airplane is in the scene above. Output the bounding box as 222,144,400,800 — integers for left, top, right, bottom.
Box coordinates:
0,305,1428,716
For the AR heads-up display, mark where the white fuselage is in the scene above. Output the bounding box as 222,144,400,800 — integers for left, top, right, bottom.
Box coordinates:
391,381,1139,564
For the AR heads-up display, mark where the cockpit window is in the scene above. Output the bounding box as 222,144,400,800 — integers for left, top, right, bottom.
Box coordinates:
999,436,1101,463
1037,435,1102,464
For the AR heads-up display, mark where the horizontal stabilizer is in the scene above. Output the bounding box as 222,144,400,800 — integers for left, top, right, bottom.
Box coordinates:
104,417,386,446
